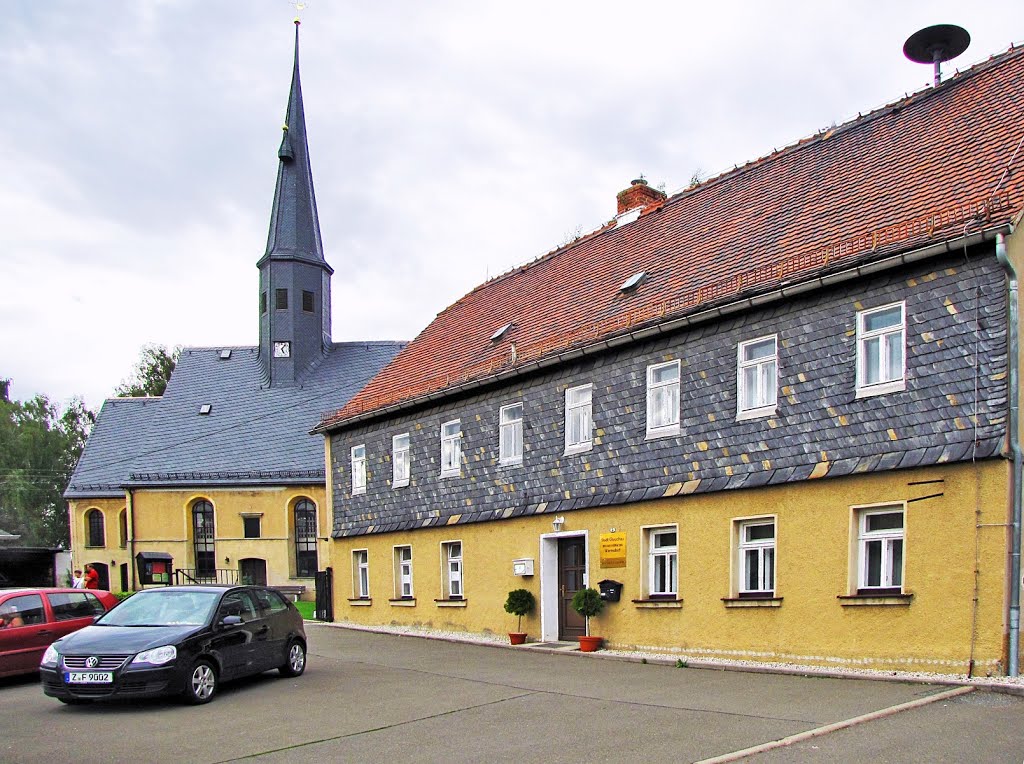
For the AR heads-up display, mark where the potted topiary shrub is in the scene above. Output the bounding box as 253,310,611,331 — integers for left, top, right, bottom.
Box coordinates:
571,587,604,651
504,588,536,645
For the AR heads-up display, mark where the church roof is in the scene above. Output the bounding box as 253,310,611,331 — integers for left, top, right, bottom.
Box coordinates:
258,21,329,272
318,44,1024,433
64,341,403,498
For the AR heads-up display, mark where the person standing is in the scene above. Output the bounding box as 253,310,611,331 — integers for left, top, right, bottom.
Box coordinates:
72,569,84,588
83,564,99,590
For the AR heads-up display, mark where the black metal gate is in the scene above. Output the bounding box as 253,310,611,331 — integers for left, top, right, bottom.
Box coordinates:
315,567,334,622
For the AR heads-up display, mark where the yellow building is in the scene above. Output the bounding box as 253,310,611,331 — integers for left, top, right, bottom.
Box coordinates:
317,42,1024,674
64,26,403,598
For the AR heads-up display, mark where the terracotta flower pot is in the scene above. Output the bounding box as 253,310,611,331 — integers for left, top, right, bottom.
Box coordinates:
578,635,603,652
508,632,527,645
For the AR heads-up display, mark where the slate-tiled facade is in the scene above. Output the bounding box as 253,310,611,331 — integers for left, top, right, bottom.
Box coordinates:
330,248,1007,537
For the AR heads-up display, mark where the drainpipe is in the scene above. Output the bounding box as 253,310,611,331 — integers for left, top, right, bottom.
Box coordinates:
996,231,1022,676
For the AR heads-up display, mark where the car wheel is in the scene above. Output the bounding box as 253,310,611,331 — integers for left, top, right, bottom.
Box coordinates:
279,639,306,677
183,659,218,705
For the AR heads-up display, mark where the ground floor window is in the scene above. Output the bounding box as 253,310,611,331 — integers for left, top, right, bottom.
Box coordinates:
394,546,413,598
442,541,463,599
737,518,775,597
644,526,678,598
353,549,369,599
856,506,905,595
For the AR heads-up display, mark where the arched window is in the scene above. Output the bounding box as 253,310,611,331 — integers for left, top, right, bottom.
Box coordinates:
118,509,128,549
192,500,216,579
294,499,318,578
86,509,105,547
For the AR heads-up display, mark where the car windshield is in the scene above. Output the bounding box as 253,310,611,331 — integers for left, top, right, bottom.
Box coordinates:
98,590,220,627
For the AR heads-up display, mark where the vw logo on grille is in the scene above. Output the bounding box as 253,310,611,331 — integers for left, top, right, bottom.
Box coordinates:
86,656,99,669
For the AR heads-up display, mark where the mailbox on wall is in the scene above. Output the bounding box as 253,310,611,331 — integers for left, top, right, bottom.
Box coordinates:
136,551,173,586
512,558,535,576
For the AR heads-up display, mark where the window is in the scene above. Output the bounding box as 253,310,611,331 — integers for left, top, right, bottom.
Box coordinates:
119,509,128,548
351,444,367,494
86,509,105,547
353,550,369,599
440,420,462,477
737,336,778,418
302,290,314,312
0,594,44,627
294,499,318,577
47,591,104,620
646,361,680,437
645,527,678,598
393,433,410,488
243,516,261,539
856,303,905,396
395,546,413,598
564,384,593,454
857,507,904,594
192,500,215,579
442,541,463,599
499,403,523,465
260,291,267,315
275,288,288,310
737,519,775,596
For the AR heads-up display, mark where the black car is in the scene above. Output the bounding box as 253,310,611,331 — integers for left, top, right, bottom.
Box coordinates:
39,585,306,705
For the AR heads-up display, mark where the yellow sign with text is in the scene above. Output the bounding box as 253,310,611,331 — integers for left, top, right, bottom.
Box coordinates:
599,532,627,568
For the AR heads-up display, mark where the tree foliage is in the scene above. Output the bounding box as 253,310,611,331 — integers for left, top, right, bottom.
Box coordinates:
0,379,94,547
116,344,180,397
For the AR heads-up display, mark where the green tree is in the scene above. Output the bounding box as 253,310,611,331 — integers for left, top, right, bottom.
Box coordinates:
0,379,94,547
116,343,180,397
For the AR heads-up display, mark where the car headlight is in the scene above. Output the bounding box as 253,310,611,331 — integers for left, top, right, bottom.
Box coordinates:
132,645,177,665
40,644,60,667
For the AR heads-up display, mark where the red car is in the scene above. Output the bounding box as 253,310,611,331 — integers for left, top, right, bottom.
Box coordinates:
0,588,119,678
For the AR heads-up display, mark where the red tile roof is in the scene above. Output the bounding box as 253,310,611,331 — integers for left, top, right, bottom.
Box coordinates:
320,46,1024,431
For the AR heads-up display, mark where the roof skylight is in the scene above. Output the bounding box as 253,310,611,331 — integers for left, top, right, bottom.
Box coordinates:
219,349,232,360
490,322,514,342
619,271,647,292
198,404,212,415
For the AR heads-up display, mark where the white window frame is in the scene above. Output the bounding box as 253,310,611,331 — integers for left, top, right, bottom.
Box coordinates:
440,419,462,478
351,444,366,495
646,360,681,438
856,302,906,398
499,402,524,466
564,384,594,455
643,525,678,598
392,433,410,488
394,545,413,599
737,335,778,419
353,549,369,599
441,541,463,599
737,518,776,596
856,505,905,593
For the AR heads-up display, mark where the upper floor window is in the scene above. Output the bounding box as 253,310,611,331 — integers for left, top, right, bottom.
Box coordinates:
275,288,288,310
856,303,905,397
260,291,267,315
440,420,462,477
499,403,524,465
351,444,366,495
645,526,678,598
393,433,410,488
302,290,314,312
737,519,775,596
646,360,680,437
442,541,463,599
243,515,261,539
564,384,593,455
856,507,904,594
86,509,105,547
737,336,778,418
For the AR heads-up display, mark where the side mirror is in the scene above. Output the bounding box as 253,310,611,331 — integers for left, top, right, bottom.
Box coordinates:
220,615,243,629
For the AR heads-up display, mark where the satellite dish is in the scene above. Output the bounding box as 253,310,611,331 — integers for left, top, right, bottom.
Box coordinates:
904,24,970,86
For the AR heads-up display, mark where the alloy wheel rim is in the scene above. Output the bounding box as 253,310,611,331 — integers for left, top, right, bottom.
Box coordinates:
192,665,215,699
290,645,305,672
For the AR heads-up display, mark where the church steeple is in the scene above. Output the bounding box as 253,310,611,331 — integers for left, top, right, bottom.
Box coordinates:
258,21,334,386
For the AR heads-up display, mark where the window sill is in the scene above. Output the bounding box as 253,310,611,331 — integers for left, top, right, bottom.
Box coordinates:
645,426,680,440
837,593,913,607
564,444,593,456
389,598,416,607
722,596,783,608
351,488,366,496
392,481,410,489
736,406,777,422
434,598,467,608
499,459,523,469
855,380,906,399
440,471,461,480
632,598,683,609
347,598,372,607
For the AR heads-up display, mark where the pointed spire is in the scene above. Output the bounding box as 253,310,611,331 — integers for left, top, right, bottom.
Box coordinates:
260,20,329,270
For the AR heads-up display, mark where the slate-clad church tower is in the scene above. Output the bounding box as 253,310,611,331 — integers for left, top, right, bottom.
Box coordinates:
258,21,333,386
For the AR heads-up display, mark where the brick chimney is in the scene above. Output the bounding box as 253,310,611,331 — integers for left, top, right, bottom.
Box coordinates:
616,177,667,215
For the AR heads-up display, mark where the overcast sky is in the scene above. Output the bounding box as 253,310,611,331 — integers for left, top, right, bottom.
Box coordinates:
2,1,1021,411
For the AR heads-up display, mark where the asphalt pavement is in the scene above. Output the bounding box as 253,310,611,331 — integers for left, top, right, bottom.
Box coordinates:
1,624,1022,763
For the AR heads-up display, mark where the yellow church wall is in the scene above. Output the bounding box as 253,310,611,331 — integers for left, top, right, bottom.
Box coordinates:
67,497,130,590
331,460,1012,675
71,485,332,597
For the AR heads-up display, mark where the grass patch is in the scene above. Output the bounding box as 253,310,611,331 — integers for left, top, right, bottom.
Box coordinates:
294,600,316,620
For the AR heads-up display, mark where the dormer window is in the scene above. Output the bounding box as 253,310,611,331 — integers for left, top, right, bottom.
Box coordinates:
490,323,514,342
219,349,232,360
198,404,212,415
620,271,647,292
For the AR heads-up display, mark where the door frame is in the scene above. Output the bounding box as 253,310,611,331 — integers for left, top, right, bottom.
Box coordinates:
539,530,589,643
